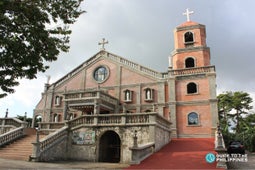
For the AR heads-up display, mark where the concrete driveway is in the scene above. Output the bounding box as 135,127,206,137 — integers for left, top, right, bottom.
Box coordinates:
228,152,255,169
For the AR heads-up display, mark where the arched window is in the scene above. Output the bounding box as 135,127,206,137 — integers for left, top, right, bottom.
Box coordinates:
124,89,132,102
188,112,199,125
185,57,195,68
184,31,194,43
187,82,198,94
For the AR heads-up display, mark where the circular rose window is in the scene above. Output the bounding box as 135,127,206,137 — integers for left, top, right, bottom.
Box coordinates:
93,66,109,83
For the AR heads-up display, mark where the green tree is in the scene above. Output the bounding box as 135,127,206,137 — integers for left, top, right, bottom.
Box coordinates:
16,114,32,127
0,0,85,98
217,91,253,133
217,92,233,137
237,114,255,152
243,111,255,123
231,91,253,133
218,92,232,122
218,91,254,151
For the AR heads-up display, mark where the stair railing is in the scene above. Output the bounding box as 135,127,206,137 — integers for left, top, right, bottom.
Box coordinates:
214,124,227,168
0,117,28,134
30,126,68,161
0,127,25,147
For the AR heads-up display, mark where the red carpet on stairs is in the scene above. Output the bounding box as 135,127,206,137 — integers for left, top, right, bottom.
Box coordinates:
126,138,223,170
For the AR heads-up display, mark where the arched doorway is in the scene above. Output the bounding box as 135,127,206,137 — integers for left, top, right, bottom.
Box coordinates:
99,131,121,163
32,115,42,128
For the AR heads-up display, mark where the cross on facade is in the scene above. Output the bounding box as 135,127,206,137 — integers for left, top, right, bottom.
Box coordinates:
98,38,108,50
183,8,194,22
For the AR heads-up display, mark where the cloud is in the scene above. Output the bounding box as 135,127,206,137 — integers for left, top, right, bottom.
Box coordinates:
1,0,255,118
0,75,46,117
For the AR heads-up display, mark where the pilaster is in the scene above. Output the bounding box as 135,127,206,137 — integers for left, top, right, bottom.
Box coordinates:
168,77,177,138
207,72,219,133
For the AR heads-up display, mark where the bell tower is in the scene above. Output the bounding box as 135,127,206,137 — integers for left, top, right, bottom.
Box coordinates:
168,9,218,138
171,21,210,70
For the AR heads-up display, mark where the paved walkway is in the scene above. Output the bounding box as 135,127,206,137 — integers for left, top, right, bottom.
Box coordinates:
227,152,255,169
0,158,129,169
126,138,220,169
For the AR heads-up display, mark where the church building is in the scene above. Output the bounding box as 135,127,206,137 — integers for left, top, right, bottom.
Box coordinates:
33,10,218,163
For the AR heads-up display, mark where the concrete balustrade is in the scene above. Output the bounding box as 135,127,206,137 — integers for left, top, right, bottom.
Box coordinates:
0,127,25,147
0,118,28,147
214,125,227,169
30,112,171,163
169,66,215,76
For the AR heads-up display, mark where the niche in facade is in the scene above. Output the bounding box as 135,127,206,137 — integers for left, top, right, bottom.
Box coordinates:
144,88,154,102
124,89,133,102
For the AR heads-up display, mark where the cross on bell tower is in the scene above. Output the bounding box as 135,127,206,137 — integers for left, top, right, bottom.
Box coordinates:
183,8,194,22
98,38,109,51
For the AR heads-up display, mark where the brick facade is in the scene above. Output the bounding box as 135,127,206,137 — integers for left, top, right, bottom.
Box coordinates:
33,20,218,138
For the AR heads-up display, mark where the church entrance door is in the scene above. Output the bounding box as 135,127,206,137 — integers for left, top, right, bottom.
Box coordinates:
99,130,121,163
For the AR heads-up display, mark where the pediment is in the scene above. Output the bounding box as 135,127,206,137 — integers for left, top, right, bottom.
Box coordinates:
50,50,167,89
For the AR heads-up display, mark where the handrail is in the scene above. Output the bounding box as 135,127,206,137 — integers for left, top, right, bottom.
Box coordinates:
67,112,172,130
0,117,28,128
107,53,167,79
39,126,68,152
214,125,227,168
0,127,25,147
130,142,155,164
30,126,68,161
37,113,171,133
38,122,65,130
169,66,215,76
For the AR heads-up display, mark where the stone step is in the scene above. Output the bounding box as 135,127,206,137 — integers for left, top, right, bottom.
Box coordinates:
0,155,30,161
23,128,37,135
0,147,32,151
0,134,46,161
0,152,32,156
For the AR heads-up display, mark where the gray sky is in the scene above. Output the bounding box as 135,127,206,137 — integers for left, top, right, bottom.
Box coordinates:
1,0,255,118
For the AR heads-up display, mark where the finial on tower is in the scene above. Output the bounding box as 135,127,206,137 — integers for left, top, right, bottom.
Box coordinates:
46,75,51,84
5,108,8,118
183,8,194,22
98,38,109,51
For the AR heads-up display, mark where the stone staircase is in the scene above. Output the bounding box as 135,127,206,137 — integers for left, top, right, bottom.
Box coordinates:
0,128,44,161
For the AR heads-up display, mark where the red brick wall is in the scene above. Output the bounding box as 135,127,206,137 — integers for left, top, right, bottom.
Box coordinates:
176,104,212,136
175,78,210,101
172,50,210,69
121,67,155,85
174,25,206,49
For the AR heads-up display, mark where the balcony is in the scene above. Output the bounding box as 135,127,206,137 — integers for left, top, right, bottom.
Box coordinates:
38,112,171,131
169,66,215,76
63,90,119,112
